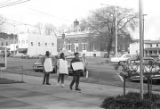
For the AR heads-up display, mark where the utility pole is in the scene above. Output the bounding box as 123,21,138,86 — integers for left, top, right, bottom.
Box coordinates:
142,14,147,57
13,24,17,56
139,0,144,100
115,7,118,56
62,33,66,50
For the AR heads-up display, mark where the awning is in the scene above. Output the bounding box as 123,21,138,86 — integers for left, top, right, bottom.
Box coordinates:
145,47,160,51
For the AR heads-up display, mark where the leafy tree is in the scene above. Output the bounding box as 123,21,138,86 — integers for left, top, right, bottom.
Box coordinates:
80,6,138,57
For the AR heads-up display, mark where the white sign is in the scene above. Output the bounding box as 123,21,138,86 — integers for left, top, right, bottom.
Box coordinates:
71,62,84,71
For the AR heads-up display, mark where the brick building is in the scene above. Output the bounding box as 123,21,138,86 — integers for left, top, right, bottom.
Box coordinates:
57,20,131,57
57,32,107,57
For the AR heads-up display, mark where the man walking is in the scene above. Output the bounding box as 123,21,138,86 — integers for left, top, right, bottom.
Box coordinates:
42,51,53,85
70,52,84,91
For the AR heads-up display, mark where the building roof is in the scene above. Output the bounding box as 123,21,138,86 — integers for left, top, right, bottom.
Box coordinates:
145,47,160,51
57,32,93,39
132,39,160,44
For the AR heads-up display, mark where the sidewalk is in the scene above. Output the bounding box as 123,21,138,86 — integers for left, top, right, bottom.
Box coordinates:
0,72,137,109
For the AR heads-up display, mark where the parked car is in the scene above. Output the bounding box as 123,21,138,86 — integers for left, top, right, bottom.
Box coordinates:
33,57,57,73
127,57,160,82
110,54,136,63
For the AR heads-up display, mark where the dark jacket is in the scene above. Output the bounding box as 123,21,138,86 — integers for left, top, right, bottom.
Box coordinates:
70,58,83,76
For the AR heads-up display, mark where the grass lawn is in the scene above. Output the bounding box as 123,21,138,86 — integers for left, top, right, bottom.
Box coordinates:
3,57,160,92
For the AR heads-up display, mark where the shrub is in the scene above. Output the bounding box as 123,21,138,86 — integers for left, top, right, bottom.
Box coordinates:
101,92,160,109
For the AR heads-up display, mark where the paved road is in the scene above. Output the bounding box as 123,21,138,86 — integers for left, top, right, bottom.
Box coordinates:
0,72,136,109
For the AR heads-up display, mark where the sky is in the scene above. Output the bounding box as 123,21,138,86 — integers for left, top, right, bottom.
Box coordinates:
0,0,159,40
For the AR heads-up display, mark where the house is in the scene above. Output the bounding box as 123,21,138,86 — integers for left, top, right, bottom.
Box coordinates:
0,33,17,55
17,33,57,57
129,40,160,57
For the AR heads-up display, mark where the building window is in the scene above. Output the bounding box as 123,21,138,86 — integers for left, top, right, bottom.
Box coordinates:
52,43,54,46
1,42,3,46
66,43,71,50
69,44,71,50
82,43,87,50
38,42,40,46
156,44,159,47
154,50,157,54
150,44,152,47
31,42,33,46
22,40,25,44
45,43,47,46
6,42,8,46
149,51,152,54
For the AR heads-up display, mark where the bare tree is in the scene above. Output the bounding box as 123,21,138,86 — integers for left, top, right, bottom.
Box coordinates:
0,16,5,25
0,16,6,32
80,6,138,57
35,22,43,34
44,23,56,35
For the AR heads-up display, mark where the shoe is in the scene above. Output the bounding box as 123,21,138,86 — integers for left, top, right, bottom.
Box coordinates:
75,88,81,91
46,83,51,85
70,86,72,90
56,82,60,86
61,84,65,87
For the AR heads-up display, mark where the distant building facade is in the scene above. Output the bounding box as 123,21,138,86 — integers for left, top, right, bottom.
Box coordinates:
0,33,17,54
129,40,160,57
57,32,107,57
57,19,131,57
17,33,57,56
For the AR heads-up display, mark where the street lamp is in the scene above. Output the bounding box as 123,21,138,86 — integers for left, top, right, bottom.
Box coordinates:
62,33,66,50
115,9,118,56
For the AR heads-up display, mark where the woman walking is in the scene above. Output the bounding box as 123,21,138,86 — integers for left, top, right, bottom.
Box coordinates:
42,51,53,85
57,53,68,87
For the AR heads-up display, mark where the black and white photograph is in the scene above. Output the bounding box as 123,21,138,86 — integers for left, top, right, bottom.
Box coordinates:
0,0,160,109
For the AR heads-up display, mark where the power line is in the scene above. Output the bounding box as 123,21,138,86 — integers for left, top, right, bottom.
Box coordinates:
0,0,29,7
0,0,13,6
0,0,31,9
26,7,71,22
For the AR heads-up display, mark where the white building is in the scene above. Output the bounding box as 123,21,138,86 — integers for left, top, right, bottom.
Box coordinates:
129,40,160,57
17,33,57,57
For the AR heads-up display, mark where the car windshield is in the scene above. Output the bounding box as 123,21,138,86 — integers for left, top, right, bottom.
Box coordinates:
35,58,42,64
121,54,131,58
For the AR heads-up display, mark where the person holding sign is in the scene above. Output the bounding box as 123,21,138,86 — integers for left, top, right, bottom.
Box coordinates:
42,51,53,85
57,53,68,87
70,52,84,91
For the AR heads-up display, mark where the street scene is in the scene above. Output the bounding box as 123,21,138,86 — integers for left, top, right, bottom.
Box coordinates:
0,0,160,109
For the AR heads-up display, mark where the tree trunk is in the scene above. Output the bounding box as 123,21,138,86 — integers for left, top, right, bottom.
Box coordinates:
107,32,113,58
